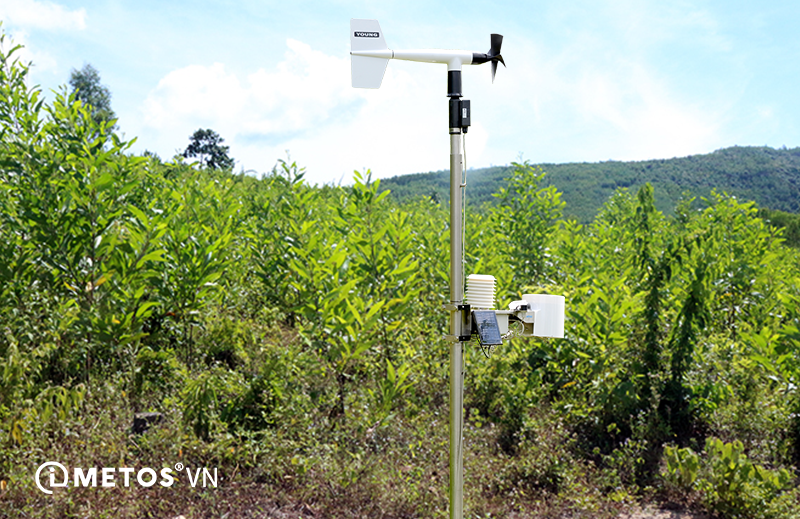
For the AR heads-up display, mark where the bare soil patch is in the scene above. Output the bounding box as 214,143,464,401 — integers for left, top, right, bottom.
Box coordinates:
619,505,710,519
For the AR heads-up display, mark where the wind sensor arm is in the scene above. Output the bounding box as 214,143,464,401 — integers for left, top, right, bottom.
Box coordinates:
350,19,504,89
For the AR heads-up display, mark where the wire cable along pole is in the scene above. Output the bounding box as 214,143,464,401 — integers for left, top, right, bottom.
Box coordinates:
350,19,563,519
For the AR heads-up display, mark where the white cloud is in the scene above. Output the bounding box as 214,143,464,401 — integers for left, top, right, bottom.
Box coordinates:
569,64,719,160
482,28,723,165
0,28,58,72
0,0,86,75
142,63,247,130
0,0,86,31
142,37,362,137
138,38,489,184
135,5,728,185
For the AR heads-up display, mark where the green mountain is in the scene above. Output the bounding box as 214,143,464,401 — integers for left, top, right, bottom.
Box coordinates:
378,145,800,222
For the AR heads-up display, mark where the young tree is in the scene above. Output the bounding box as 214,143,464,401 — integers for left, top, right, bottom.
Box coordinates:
182,128,235,170
69,63,117,129
492,161,565,286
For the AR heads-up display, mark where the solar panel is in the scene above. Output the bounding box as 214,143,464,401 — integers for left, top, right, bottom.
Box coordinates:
472,310,502,346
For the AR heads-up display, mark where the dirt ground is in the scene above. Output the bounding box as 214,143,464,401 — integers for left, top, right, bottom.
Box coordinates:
619,505,709,519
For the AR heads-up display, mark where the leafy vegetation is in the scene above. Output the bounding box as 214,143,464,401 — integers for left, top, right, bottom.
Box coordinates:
760,207,800,248
3,31,800,518
665,438,796,518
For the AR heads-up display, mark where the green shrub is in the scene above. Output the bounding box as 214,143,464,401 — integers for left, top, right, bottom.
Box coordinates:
131,347,183,411
664,438,796,518
220,357,283,432
200,319,251,370
181,368,240,441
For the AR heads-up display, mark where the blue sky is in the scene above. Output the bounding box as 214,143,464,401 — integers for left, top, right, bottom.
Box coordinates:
1,0,799,185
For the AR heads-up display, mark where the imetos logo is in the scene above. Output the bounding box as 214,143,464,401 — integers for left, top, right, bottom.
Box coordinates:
35,461,218,494
354,31,379,38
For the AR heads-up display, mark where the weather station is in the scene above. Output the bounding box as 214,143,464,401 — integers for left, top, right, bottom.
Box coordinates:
350,19,566,519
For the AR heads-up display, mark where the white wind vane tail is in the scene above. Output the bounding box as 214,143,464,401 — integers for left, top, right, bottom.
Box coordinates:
350,19,389,88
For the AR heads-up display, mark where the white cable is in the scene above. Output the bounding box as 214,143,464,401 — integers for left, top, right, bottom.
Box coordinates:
462,131,467,174
461,132,467,293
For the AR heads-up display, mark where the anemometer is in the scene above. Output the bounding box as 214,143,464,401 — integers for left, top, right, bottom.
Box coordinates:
350,19,565,519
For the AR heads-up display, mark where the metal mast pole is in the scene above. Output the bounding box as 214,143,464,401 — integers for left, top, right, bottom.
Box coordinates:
349,20,504,519
449,131,464,519
447,69,466,519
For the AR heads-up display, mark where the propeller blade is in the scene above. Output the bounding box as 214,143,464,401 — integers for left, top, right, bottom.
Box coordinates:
489,34,504,82
472,33,505,82
490,34,503,57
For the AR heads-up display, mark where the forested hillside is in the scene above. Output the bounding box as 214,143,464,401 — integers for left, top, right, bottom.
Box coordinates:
5,35,800,518
380,146,800,222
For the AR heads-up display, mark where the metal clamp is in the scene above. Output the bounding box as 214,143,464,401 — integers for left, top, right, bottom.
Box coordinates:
443,303,472,342
444,334,472,343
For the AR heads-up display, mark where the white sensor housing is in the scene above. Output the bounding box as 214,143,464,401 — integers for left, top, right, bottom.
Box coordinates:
522,294,565,338
466,274,496,309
